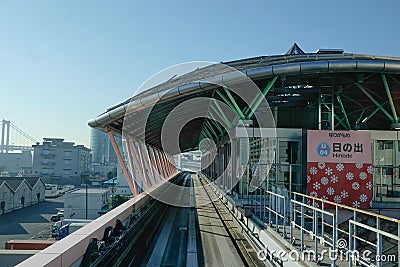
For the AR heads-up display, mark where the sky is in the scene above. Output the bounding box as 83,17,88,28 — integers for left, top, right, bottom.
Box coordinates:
1,0,400,148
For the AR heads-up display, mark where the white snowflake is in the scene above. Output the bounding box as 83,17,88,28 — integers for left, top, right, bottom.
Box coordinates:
330,175,338,183
321,177,329,185
327,187,335,195
346,172,354,180
313,182,321,190
310,191,318,197
366,182,372,190
313,201,319,208
369,200,373,208
340,190,349,198
355,163,363,169
359,194,368,202
334,195,342,203
310,167,318,175
307,175,311,183
353,201,361,208
336,163,345,171
318,162,326,169
325,167,333,175
367,165,373,174
321,195,328,200
352,182,360,190
359,172,367,180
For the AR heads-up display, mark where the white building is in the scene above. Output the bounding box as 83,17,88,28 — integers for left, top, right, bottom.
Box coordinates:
0,181,13,214
32,138,91,185
64,188,110,220
0,177,45,214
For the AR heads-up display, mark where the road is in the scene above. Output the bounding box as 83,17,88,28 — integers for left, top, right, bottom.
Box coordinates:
0,197,63,248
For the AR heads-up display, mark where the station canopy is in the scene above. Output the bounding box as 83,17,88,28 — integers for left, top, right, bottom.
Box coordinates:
89,44,400,154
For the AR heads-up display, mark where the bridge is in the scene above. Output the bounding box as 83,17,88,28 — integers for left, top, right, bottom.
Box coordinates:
0,119,38,153
20,44,400,267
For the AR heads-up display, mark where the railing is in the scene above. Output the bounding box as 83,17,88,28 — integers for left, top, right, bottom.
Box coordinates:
250,189,400,266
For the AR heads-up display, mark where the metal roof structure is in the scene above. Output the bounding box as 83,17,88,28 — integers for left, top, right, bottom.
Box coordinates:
89,44,400,154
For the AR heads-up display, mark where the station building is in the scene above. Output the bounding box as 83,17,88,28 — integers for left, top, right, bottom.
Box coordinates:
89,44,400,218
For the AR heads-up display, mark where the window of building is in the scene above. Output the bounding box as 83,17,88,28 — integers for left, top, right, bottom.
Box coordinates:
64,151,71,157
63,169,70,175
64,159,71,165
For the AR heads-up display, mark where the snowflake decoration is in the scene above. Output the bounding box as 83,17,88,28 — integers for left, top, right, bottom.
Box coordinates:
327,187,335,195
369,200,373,208
310,191,318,197
359,194,368,202
353,201,361,208
334,195,342,203
318,162,326,169
359,172,367,180
352,182,360,190
307,175,311,183
366,182,372,190
346,172,354,180
336,163,345,172
325,167,333,175
313,201,319,208
355,163,363,169
321,195,328,200
310,167,318,175
330,175,338,183
313,182,321,190
340,190,349,199
321,177,329,185
367,165,373,174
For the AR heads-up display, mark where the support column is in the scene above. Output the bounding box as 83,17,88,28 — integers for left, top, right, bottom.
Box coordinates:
148,147,162,181
137,142,156,186
105,126,137,196
155,149,168,179
124,138,139,196
127,140,149,190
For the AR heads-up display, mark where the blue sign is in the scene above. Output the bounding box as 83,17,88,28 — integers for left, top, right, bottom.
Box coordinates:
317,143,330,157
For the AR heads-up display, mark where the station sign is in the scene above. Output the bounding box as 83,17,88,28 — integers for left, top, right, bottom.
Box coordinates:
307,130,372,209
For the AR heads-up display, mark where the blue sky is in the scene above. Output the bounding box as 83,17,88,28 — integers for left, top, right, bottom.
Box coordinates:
1,0,400,147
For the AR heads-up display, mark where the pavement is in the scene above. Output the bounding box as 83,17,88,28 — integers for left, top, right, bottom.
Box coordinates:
0,197,63,249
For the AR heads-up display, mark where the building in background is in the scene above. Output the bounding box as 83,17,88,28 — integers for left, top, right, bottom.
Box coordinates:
0,177,45,214
32,138,91,185
64,188,110,219
0,151,32,176
90,129,118,165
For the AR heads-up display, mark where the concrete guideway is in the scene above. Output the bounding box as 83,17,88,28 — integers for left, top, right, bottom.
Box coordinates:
193,173,265,267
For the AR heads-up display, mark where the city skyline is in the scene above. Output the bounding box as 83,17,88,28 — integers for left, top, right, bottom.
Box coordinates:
1,0,400,147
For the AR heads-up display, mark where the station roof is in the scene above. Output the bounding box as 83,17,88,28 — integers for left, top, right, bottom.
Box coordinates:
89,44,400,154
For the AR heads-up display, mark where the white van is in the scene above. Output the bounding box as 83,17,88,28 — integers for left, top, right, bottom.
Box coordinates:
51,219,92,236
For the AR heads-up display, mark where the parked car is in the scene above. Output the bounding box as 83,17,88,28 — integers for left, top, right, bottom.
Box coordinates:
50,210,64,222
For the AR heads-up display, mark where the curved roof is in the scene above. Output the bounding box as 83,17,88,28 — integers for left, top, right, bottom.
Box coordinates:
89,45,400,153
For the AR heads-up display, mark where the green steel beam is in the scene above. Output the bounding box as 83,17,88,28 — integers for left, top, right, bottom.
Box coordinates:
355,82,394,122
215,90,243,119
205,121,219,139
323,103,348,129
361,107,380,124
209,112,225,134
336,94,351,130
203,123,218,140
381,74,398,123
211,99,231,127
222,87,245,119
246,76,278,119
356,109,365,124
